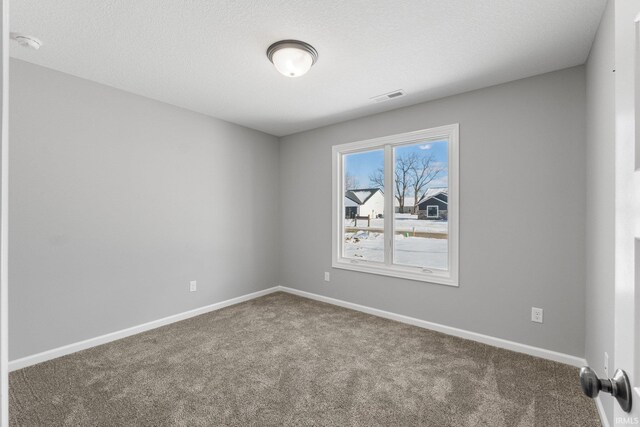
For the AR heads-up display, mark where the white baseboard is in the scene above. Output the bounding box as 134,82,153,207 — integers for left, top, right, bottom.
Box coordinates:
9,286,281,371
276,286,587,368
594,395,610,427
11,285,605,424
11,285,586,371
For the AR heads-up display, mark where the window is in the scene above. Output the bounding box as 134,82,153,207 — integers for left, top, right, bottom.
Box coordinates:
332,124,459,286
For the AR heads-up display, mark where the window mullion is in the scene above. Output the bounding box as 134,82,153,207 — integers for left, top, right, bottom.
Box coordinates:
383,144,393,266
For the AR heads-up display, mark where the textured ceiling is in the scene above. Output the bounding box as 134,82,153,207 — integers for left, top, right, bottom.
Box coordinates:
10,0,606,136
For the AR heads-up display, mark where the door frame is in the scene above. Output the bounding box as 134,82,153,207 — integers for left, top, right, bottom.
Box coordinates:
614,0,640,423
0,0,8,425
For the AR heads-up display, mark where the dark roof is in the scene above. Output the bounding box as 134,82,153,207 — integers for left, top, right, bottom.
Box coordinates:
345,188,383,205
417,188,448,206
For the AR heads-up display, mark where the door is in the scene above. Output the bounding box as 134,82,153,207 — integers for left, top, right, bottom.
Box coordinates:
614,0,640,423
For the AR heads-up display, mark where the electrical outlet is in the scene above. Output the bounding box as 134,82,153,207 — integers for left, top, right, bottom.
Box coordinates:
189,280,197,292
324,272,330,282
531,307,543,323
604,352,609,376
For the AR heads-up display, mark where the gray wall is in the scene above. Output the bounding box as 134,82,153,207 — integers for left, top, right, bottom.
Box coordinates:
9,59,280,360
279,66,587,357
9,58,590,362
585,0,615,422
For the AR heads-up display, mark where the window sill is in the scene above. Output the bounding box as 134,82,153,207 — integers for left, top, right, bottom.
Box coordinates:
332,259,458,287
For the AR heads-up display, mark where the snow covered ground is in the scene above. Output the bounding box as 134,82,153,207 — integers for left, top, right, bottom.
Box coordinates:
343,230,448,270
345,214,448,235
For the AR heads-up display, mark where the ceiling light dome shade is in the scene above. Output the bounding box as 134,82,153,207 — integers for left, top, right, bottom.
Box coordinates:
267,40,318,78
10,32,42,50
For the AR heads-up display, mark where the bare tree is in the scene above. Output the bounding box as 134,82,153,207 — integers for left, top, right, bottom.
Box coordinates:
369,151,442,213
345,173,360,190
369,168,384,189
369,155,415,212
410,153,442,212
394,156,415,212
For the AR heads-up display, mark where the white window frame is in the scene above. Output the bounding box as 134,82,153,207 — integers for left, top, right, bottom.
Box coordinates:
426,205,439,218
331,124,459,287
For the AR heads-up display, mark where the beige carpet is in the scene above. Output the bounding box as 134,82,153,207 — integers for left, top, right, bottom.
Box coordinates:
10,292,600,426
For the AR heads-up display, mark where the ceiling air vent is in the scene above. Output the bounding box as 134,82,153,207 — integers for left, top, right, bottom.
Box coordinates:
370,90,406,103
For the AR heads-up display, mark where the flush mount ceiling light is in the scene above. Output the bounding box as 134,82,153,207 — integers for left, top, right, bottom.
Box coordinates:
267,40,318,78
10,32,42,50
